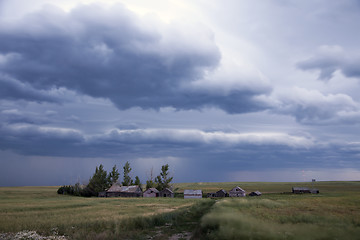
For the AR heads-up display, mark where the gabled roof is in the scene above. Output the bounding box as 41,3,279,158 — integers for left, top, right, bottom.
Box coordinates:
107,183,141,193
184,189,202,195
216,189,227,194
292,187,310,191
229,186,245,193
160,188,173,193
144,188,159,193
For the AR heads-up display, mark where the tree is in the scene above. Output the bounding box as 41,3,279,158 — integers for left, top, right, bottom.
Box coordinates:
134,176,141,186
155,164,173,191
146,167,156,190
122,161,133,186
87,164,110,196
108,165,120,184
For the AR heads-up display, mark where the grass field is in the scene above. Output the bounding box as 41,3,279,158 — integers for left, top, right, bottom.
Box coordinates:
0,181,360,239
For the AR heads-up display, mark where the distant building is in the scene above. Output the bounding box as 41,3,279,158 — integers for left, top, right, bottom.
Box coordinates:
184,189,202,199
292,187,311,194
207,189,228,198
106,183,143,197
249,191,262,196
159,188,174,198
143,188,159,198
229,186,246,197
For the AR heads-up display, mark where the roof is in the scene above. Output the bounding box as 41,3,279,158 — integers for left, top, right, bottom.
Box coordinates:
216,189,227,194
229,186,245,193
160,188,173,193
292,187,310,191
144,188,159,193
184,189,202,195
107,183,141,193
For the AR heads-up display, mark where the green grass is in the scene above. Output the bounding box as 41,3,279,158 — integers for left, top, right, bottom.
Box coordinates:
1,181,360,239
198,182,360,240
0,186,203,239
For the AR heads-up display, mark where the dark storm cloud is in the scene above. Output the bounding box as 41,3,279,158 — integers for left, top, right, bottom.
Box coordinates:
297,45,360,81
0,4,270,114
0,74,61,103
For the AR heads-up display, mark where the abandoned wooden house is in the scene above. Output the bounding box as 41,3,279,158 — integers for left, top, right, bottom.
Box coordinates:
143,188,159,197
249,191,262,196
207,189,228,198
159,188,174,198
106,183,143,197
184,189,202,199
229,186,246,197
292,187,311,194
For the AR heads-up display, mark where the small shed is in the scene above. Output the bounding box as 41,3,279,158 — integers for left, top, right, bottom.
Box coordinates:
184,189,202,199
143,188,159,198
106,183,143,197
292,187,311,194
229,186,246,197
249,191,262,196
160,188,174,198
207,189,228,198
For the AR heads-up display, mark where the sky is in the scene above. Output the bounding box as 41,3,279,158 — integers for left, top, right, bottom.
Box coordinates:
1,0,360,186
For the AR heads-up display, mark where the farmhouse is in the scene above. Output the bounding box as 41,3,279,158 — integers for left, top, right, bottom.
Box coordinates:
184,189,202,199
106,183,143,197
249,191,262,196
159,188,174,198
143,188,159,198
229,186,246,197
207,189,228,198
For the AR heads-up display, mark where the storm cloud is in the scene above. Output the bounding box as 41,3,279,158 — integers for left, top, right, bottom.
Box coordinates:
1,0,360,186
0,3,271,114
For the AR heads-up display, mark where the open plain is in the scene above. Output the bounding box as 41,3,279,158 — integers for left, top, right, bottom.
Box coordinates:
0,181,359,239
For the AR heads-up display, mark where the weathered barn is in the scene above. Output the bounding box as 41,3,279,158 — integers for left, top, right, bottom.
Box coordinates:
184,189,202,199
249,191,262,196
143,188,159,198
207,189,228,198
160,188,174,198
292,187,311,194
106,183,143,197
229,186,246,197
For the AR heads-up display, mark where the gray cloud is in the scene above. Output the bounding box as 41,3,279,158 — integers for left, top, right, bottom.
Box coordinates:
267,87,360,124
0,4,271,114
297,45,360,81
0,74,61,103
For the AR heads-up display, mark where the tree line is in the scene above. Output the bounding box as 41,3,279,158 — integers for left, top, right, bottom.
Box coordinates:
57,161,173,197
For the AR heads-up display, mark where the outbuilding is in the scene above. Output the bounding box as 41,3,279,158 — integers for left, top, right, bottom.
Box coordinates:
160,188,174,198
229,186,246,197
207,189,228,198
184,189,202,199
106,183,143,197
249,191,262,196
292,187,311,194
143,188,159,198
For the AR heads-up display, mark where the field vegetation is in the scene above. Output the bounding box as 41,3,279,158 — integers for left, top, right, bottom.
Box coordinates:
0,181,359,239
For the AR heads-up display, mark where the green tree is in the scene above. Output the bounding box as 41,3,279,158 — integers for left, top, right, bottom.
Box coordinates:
108,165,120,184
87,164,110,196
134,176,141,186
122,161,133,186
155,164,173,191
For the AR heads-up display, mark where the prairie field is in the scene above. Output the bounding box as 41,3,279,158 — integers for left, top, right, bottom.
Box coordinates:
0,181,360,239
